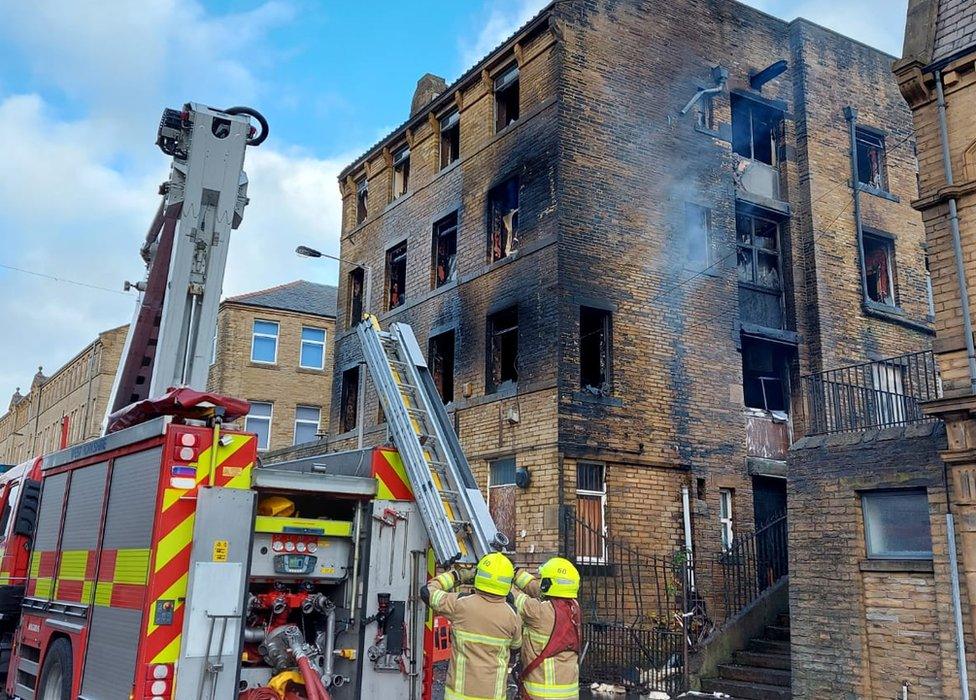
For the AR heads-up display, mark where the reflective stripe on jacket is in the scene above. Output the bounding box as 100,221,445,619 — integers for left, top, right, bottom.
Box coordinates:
513,570,580,700
425,571,522,700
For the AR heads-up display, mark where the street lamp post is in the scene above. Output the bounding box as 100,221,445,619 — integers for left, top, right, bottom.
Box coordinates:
295,245,372,449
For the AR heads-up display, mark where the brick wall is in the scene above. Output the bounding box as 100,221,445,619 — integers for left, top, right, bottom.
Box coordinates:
788,422,975,699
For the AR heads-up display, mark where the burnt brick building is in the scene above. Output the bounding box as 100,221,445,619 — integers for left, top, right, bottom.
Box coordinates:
323,0,935,690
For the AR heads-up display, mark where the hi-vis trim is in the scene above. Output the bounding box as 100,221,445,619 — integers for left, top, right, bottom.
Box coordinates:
373,449,414,500
143,430,256,666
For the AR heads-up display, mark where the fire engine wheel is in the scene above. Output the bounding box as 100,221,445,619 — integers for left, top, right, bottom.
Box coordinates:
37,638,71,700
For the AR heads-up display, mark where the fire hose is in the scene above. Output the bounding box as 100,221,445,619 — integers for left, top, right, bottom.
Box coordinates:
295,654,330,700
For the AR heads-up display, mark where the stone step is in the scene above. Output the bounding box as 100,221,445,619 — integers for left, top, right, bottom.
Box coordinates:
718,663,791,687
764,624,791,642
701,677,792,700
734,650,792,671
748,638,791,655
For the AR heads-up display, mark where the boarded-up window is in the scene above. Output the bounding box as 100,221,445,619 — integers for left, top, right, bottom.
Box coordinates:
486,306,518,393
489,457,516,551
576,462,606,563
488,176,519,263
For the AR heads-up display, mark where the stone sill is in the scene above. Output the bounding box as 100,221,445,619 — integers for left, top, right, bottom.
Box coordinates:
859,558,934,573
248,362,280,370
857,183,901,203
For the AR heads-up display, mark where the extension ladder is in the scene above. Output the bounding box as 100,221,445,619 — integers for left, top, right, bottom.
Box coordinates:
357,316,505,565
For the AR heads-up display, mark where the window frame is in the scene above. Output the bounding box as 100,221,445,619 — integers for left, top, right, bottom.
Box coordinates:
719,488,734,551
487,176,520,263
299,326,327,370
486,305,519,394
432,212,459,289
736,210,781,291
684,202,714,271
250,320,279,365
862,231,898,308
440,109,460,169
293,405,322,445
339,366,360,434
731,94,781,166
392,145,410,199
493,63,520,133
487,456,517,552
245,401,273,451
575,461,608,565
355,177,368,225
385,240,408,311
428,329,456,404
348,267,365,329
580,306,613,394
855,126,889,192
861,489,933,560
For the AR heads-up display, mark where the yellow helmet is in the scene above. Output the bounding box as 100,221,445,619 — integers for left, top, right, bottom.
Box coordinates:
474,552,515,596
539,557,580,599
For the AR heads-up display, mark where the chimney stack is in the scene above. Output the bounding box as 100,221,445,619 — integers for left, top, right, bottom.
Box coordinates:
411,73,448,117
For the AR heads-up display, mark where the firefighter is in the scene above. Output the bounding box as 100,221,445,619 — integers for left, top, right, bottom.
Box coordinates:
512,557,582,700
421,552,522,700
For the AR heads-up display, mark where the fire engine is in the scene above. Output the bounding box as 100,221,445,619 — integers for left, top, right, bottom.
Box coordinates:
0,101,504,700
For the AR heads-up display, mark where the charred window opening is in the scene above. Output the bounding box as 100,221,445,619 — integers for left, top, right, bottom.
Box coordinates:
863,232,897,307
488,176,519,263
488,457,517,551
386,241,407,310
856,128,888,191
695,95,714,131
340,366,359,433
355,177,368,225
580,307,612,394
392,146,410,199
737,210,780,290
440,109,460,169
432,213,458,288
684,203,713,270
487,306,518,393
742,338,791,413
428,330,455,404
347,267,364,329
494,64,519,133
731,95,780,166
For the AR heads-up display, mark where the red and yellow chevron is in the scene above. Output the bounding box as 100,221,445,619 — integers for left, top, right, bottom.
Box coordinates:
373,448,414,500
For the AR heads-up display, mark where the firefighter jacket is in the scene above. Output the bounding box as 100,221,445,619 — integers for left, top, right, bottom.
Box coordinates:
423,571,522,700
512,570,581,700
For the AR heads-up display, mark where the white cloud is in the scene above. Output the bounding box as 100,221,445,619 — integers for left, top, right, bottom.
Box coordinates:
458,0,551,69
0,0,352,403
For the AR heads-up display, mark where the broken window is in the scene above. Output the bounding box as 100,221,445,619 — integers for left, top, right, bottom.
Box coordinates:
576,462,607,563
340,366,359,433
731,95,780,166
684,203,713,270
488,457,517,550
428,330,455,403
494,64,520,133
741,338,791,413
386,241,407,310
432,213,458,288
440,109,460,169
736,210,780,289
392,145,410,198
486,306,518,393
863,232,897,307
347,267,364,329
695,95,714,131
488,176,519,262
355,177,368,225
856,127,888,191
580,307,612,394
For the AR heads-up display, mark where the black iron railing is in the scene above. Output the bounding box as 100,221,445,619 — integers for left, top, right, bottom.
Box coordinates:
803,349,940,436
561,507,694,697
711,514,788,625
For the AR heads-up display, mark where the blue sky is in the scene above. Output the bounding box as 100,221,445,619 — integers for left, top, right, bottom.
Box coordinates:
0,0,907,403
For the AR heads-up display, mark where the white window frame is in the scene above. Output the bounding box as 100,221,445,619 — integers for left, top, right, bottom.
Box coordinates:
576,461,608,565
487,457,517,552
720,489,734,551
250,320,279,364
293,405,321,445
245,401,273,451
299,326,327,370
872,362,907,426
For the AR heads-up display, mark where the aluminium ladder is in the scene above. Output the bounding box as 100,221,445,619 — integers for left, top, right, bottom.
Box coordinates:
357,316,506,566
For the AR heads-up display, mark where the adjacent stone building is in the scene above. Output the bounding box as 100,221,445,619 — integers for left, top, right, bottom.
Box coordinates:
327,0,932,646
0,280,337,464
210,280,338,452
785,1,976,698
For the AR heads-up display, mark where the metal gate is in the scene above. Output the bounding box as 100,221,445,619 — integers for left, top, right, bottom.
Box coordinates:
560,507,691,697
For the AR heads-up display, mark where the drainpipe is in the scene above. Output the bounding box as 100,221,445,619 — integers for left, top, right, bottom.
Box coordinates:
936,68,974,700
935,70,976,394
681,485,696,591
844,106,871,304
